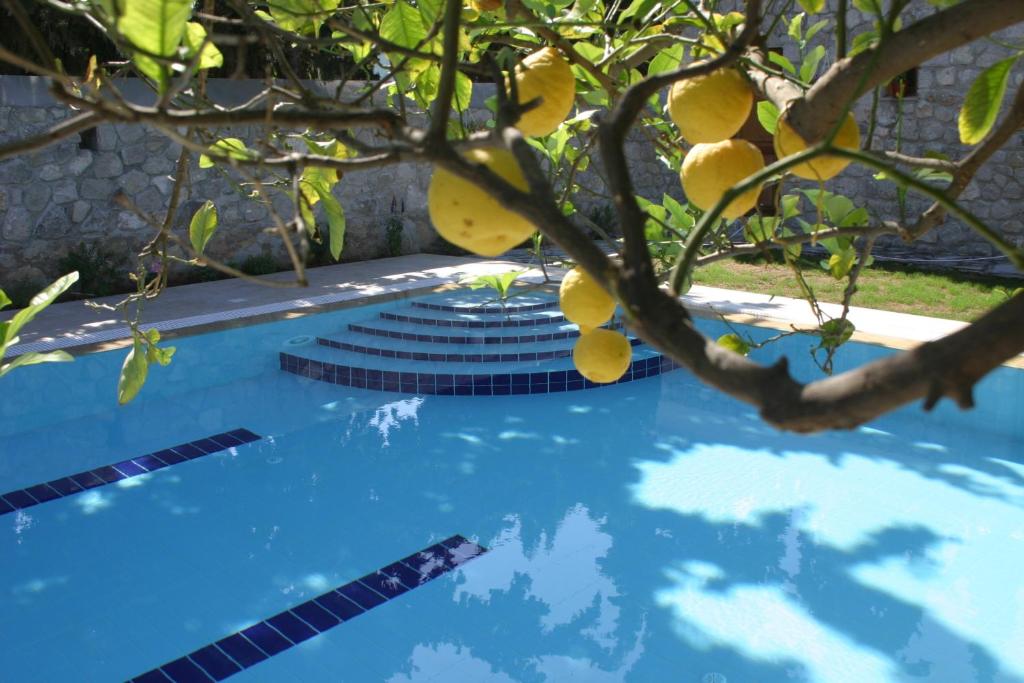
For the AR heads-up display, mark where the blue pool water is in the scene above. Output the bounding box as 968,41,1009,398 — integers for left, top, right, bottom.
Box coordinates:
1,290,1023,682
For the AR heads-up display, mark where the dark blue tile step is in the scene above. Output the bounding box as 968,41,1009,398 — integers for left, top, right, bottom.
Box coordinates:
279,348,677,395
0,429,262,517
412,294,558,314
379,308,566,328
347,318,625,346
317,332,642,363
128,534,488,683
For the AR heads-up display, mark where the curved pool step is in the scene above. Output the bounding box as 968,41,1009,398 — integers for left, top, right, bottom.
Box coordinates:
278,288,678,395
379,309,566,328
316,332,642,364
279,344,676,395
410,290,557,314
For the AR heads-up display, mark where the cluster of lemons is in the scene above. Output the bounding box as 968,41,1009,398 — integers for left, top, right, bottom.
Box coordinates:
425,46,864,383
669,63,861,219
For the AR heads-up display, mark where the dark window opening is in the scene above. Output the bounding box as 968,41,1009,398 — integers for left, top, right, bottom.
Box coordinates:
79,128,98,151
886,68,918,98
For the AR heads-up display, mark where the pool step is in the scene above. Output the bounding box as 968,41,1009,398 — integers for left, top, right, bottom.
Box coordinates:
279,288,678,395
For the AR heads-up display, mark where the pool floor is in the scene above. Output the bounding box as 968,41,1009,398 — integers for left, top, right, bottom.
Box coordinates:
3,361,1023,682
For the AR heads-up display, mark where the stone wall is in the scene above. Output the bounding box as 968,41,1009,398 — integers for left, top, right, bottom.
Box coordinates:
769,3,1024,278
4,4,1024,292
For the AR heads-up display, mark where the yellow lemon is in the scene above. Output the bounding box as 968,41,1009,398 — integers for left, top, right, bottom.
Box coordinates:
680,139,765,219
773,111,860,181
514,47,575,137
667,66,752,144
427,148,536,257
573,328,632,384
559,266,615,329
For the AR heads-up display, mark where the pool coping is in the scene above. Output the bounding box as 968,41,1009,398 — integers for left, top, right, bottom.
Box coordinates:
4,254,1022,369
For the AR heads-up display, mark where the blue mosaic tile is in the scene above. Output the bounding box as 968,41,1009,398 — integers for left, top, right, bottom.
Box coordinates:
214,635,267,668
0,430,262,517
265,611,318,644
129,536,487,681
291,600,341,632
188,645,241,681
131,670,173,682
240,622,292,656
160,656,212,682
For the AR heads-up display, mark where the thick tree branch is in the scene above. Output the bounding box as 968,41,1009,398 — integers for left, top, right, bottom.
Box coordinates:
788,0,1024,142
0,111,100,161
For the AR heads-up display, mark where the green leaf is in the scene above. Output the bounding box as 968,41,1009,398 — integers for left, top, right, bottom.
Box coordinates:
189,200,218,256
797,0,825,12
744,215,777,243
827,247,856,279
799,45,826,82
805,19,829,43
648,43,683,76
820,319,855,350
117,0,193,91
0,350,73,378
959,55,1021,145
0,289,10,311
2,272,79,350
717,333,751,356
198,138,252,167
313,185,346,260
380,1,427,49
269,0,340,34
756,100,780,134
767,51,796,74
118,337,149,405
184,22,223,70
788,13,804,42
453,71,473,112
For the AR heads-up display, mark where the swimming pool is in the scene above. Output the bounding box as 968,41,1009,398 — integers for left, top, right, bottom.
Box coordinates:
2,288,1022,682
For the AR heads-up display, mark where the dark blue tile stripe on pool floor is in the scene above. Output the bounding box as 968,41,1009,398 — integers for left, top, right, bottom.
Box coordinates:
0,429,261,517
128,534,488,683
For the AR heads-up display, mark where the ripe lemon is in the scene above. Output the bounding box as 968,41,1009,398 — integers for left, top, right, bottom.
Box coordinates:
773,111,860,181
667,67,752,144
559,266,615,329
680,139,765,219
514,47,575,137
427,148,536,257
573,328,632,383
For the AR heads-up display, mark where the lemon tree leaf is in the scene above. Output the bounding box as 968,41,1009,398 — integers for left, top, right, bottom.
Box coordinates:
0,350,73,378
199,138,252,167
0,289,11,311
757,100,780,134
768,52,796,74
797,0,825,12
717,333,751,356
958,55,1020,145
827,247,856,279
313,185,346,260
820,319,855,350
454,71,473,112
2,272,79,351
118,337,149,405
184,22,223,70
189,200,218,255
380,0,427,49
799,44,826,82
117,0,193,91
648,43,683,75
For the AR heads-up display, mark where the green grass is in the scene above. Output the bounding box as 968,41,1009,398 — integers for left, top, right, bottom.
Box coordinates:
692,259,1020,322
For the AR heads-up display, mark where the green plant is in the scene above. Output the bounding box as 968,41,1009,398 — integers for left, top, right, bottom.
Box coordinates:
460,270,527,318
385,216,404,257
1,272,78,378
236,254,279,276
56,242,130,298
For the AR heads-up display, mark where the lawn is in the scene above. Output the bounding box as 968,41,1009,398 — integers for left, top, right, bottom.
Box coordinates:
692,259,1020,322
